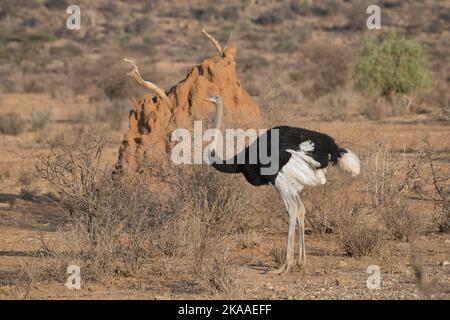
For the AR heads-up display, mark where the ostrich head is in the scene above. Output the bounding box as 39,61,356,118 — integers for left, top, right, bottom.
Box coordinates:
205,95,221,104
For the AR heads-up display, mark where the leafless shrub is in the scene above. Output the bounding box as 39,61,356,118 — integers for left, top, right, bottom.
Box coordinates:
0,112,26,135
335,207,385,257
34,136,247,292
142,162,249,293
364,141,402,208
304,184,344,235
408,139,450,233
204,247,238,294
379,200,421,242
35,134,156,280
363,141,423,241
161,165,245,270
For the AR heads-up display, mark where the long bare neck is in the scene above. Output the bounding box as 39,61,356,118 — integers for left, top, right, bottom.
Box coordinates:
211,97,223,151
209,97,240,174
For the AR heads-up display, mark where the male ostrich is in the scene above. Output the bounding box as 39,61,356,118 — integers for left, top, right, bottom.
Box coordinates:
205,95,360,274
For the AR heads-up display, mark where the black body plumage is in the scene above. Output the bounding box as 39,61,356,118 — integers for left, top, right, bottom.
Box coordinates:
211,125,345,186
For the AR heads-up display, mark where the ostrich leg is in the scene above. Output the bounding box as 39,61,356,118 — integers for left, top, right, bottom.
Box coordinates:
270,199,298,274
297,199,306,267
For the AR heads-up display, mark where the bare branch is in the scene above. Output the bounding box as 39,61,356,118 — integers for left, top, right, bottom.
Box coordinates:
123,58,171,106
224,31,233,49
201,29,223,57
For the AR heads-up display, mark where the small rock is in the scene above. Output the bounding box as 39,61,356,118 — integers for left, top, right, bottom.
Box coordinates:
442,261,449,267
445,239,450,244
267,284,274,290
338,261,347,267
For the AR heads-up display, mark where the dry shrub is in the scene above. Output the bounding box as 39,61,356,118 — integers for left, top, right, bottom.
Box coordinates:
153,164,246,266
0,112,26,135
407,140,450,233
34,135,246,293
301,153,387,256
335,207,385,257
379,200,421,242
365,139,449,235
363,141,423,241
303,184,347,235
143,162,248,294
204,248,239,294
364,142,398,208
35,134,156,280
304,177,385,256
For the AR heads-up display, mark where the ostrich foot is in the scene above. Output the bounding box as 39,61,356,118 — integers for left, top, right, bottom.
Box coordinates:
297,259,306,269
269,260,295,275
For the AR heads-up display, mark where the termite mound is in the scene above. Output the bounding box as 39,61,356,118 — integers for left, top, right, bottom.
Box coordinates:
116,30,264,172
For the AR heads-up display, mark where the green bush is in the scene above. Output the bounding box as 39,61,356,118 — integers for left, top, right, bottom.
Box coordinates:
354,34,429,95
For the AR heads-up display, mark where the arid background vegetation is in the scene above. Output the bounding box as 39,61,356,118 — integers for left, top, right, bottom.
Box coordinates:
0,0,449,299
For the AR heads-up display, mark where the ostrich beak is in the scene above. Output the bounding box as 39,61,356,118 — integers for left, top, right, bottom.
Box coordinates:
205,97,215,103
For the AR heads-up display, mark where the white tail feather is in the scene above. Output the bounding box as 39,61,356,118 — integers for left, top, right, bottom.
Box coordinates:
338,149,360,177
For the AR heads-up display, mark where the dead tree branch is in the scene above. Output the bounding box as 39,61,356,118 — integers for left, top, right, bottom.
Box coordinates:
124,58,171,106
201,29,223,57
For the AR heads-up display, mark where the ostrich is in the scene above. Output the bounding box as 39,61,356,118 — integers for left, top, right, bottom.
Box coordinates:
205,95,360,274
